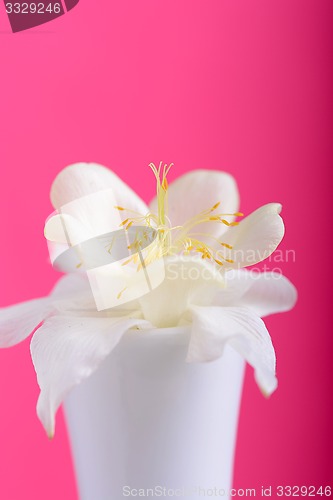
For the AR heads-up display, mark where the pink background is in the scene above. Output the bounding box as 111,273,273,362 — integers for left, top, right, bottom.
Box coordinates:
0,0,332,498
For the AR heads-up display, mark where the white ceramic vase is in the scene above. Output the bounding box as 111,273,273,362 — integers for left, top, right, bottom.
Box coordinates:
64,327,245,500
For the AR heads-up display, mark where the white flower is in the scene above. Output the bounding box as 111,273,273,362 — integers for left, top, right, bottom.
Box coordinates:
0,163,297,437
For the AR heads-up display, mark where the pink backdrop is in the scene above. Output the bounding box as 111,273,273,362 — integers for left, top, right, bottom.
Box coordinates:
0,0,332,498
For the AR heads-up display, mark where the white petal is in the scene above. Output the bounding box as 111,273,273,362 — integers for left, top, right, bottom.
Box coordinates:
51,273,97,313
138,256,224,328
0,275,96,347
149,170,239,237
0,297,51,347
45,211,117,272
31,315,149,437
49,164,149,260
45,213,93,272
51,272,142,318
51,162,148,214
50,272,91,298
0,274,89,348
220,203,285,268
44,213,89,245
187,306,277,396
215,269,297,317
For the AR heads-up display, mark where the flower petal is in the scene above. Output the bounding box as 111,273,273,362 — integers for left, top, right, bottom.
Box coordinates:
220,203,285,268
214,269,297,317
186,305,277,396
149,170,239,237
44,213,89,245
44,211,117,272
50,271,91,298
47,164,150,275
138,256,224,328
48,164,149,261
31,315,150,437
0,297,52,347
51,162,148,214
51,272,98,313
0,274,91,348
51,272,142,318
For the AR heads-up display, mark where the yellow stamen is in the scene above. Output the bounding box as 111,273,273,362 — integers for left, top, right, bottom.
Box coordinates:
122,257,133,266
221,219,231,226
221,219,239,227
120,218,129,226
114,163,245,272
117,287,127,299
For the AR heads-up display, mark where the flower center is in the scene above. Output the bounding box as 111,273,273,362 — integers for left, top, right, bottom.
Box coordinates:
114,162,243,270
